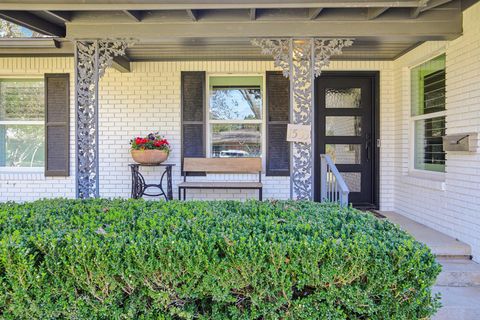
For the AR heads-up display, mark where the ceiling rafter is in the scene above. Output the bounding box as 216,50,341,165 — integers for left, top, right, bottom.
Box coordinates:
249,8,256,20
0,11,65,36
420,0,453,12
122,10,144,22
367,7,390,19
411,0,429,18
43,10,71,22
308,8,324,20
0,1,425,11
186,9,198,21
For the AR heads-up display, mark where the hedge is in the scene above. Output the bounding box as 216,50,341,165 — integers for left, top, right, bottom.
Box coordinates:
0,199,440,319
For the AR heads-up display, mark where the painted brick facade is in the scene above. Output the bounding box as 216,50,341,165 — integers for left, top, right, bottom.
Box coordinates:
0,2,478,261
392,2,480,262
0,58,394,208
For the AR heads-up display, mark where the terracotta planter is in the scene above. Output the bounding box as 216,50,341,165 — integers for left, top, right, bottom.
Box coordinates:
131,149,169,165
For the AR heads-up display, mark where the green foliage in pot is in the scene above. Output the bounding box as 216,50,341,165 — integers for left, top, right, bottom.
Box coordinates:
0,199,441,319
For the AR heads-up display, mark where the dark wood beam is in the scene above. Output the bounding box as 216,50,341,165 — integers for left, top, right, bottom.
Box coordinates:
249,8,256,20
411,0,429,18
186,9,198,21
122,10,143,22
308,8,324,20
0,11,65,36
0,1,424,10
420,0,453,12
66,10,462,41
44,10,71,22
111,55,131,73
367,7,390,19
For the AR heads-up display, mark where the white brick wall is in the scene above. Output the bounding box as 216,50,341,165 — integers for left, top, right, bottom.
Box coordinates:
0,58,76,201
0,58,395,207
392,2,480,262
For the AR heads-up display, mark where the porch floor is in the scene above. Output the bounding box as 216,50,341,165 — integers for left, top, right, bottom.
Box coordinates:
378,211,471,257
378,211,480,320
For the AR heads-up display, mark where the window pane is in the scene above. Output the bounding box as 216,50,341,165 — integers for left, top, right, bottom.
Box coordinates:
326,88,361,108
0,124,45,167
211,124,261,158
411,54,445,116
326,116,361,136
326,144,361,164
414,116,445,172
210,87,262,120
0,79,44,121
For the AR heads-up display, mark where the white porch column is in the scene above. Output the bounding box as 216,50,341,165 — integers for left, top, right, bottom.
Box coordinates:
74,40,132,199
252,38,353,200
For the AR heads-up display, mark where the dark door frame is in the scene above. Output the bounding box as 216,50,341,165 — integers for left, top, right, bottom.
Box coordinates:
313,71,380,209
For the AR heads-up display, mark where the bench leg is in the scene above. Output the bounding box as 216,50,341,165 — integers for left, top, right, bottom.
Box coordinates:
259,188,263,201
183,188,186,201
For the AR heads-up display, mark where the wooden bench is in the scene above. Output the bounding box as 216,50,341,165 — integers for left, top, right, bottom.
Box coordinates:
178,157,263,200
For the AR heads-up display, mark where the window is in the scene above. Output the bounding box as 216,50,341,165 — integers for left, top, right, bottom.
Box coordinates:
411,54,446,172
0,79,45,168
208,76,263,158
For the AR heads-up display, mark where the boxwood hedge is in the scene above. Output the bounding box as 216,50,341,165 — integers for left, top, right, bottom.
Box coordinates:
0,199,440,319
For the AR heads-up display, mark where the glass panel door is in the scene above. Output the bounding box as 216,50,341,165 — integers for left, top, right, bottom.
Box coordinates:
315,73,378,208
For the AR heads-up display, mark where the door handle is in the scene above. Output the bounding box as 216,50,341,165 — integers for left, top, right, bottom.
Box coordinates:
365,133,372,161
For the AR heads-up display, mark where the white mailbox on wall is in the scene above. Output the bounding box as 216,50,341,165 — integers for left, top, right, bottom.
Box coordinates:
442,132,478,152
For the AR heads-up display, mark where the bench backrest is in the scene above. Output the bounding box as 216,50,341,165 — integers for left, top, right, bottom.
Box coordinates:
183,157,262,173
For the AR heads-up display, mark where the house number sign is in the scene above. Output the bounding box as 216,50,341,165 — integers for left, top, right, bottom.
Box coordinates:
286,124,311,143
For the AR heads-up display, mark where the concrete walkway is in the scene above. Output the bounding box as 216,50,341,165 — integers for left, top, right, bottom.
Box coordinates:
378,211,480,320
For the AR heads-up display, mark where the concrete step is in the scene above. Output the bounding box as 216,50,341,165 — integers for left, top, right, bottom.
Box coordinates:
432,286,480,320
379,211,471,258
436,259,480,287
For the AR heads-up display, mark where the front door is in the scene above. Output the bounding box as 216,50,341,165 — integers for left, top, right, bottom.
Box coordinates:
314,72,379,209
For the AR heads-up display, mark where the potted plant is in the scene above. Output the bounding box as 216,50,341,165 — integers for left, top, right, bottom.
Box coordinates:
130,132,171,164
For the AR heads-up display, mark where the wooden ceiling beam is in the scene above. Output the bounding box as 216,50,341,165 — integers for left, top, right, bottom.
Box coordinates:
420,0,453,12
0,11,65,36
308,8,324,20
112,55,131,72
66,10,462,41
0,1,424,10
249,8,256,20
186,9,198,21
367,7,390,19
122,10,143,22
44,10,71,22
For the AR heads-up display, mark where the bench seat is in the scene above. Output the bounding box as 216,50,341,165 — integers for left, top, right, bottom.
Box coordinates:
179,157,263,200
178,181,262,189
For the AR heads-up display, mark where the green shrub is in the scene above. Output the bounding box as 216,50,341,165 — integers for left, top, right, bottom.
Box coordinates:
0,199,440,319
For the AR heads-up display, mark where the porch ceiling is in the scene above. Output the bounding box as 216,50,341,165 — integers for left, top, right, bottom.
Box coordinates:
0,0,475,62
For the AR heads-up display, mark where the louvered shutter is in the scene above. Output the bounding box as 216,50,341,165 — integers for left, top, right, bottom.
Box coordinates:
45,73,70,177
181,71,206,175
266,71,290,176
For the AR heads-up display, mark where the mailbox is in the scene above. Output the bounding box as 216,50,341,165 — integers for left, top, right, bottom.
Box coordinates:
442,132,478,152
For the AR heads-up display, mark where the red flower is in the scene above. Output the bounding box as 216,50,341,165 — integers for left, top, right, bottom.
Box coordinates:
135,137,148,145
154,139,167,147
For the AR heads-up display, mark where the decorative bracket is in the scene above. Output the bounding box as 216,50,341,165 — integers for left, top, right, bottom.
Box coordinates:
252,38,353,200
74,39,134,199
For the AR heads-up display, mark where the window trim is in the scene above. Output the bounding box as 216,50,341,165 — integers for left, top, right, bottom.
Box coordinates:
408,52,447,177
205,73,266,162
0,77,45,172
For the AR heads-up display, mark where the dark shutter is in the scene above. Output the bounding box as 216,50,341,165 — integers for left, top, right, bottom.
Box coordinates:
181,71,206,175
266,71,290,176
45,73,69,177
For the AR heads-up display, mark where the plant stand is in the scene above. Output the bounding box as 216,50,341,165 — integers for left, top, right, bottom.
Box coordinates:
129,163,174,200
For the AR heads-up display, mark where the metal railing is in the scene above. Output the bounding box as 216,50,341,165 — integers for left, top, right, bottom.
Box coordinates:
320,154,350,207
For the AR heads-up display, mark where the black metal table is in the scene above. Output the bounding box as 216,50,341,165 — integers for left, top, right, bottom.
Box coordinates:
129,163,175,200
